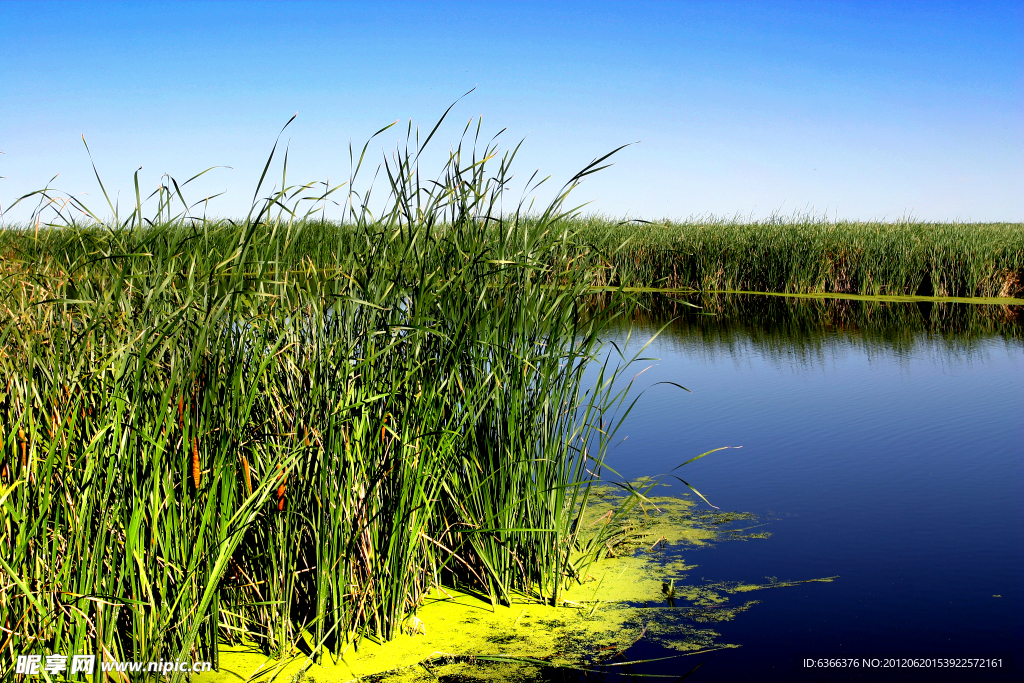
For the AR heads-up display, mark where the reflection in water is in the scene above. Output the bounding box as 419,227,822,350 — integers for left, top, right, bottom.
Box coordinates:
578,293,1023,682
601,292,1022,356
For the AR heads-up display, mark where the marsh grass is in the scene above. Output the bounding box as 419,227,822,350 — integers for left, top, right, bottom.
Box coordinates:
562,215,1024,298
0,114,659,680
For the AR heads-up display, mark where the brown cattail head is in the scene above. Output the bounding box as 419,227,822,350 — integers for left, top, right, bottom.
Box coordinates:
276,464,286,512
177,394,184,431
192,438,201,489
241,456,252,497
18,426,26,468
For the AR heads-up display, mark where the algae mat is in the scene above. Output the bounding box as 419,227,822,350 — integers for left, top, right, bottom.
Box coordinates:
587,286,1024,306
199,494,837,682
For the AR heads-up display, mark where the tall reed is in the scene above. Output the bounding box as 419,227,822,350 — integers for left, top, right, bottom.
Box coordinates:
0,114,649,679
560,214,1024,298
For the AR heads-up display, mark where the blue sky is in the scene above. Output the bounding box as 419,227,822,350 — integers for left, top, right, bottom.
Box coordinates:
1,0,1021,223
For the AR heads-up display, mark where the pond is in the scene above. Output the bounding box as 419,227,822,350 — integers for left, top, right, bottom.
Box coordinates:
588,295,1022,682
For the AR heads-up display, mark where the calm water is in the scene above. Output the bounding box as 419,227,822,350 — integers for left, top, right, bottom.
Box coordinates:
586,296,1023,682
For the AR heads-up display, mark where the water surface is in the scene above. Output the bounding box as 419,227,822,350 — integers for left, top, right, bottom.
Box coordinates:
591,295,1022,682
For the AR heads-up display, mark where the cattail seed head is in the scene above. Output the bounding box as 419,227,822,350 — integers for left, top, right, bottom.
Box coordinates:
241,456,252,496
18,426,26,467
276,464,286,511
192,438,201,489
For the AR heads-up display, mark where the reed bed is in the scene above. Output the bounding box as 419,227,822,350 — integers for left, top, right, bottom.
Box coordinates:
562,215,1024,298
13,218,1018,301
0,117,651,680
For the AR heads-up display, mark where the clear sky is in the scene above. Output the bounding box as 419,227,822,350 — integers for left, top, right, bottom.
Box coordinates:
1,0,1021,223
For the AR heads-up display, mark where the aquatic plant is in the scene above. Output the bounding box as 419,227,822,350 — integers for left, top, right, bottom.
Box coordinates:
563,214,1024,298
0,111,652,680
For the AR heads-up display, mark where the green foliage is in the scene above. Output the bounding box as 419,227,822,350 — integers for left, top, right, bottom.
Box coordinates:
563,215,1024,298
0,115,650,680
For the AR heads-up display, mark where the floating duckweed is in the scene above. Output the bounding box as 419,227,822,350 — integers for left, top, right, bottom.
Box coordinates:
201,494,834,682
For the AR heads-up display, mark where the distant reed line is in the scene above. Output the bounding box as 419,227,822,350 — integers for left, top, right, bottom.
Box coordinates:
566,217,1023,300
7,218,1020,303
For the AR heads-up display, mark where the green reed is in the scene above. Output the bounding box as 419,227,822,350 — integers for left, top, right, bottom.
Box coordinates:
0,115,653,680
560,215,1023,298
8,213,1020,302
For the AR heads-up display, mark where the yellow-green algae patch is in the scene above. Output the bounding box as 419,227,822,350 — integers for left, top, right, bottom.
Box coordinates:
198,493,834,683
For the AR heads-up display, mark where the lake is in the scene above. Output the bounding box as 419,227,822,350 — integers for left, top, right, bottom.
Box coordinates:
584,295,1022,682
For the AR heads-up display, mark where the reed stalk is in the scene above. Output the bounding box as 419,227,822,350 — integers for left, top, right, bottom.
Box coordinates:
0,112,652,679
561,214,1023,298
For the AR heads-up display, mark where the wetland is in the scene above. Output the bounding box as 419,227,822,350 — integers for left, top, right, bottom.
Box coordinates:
1,116,1020,682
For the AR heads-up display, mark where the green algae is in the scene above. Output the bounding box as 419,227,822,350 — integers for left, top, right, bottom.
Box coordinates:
197,493,833,683
587,286,1024,306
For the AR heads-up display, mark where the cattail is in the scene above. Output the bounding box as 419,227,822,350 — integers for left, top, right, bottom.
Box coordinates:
18,426,26,469
177,394,184,432
241,456,252,496
192,438,201,489
276,464,286,512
